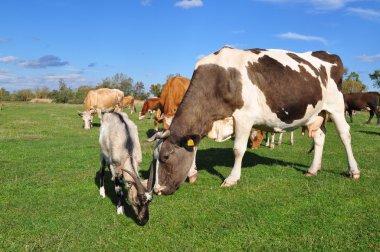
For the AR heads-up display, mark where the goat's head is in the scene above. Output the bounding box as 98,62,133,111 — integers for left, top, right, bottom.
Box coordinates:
125,163,155,225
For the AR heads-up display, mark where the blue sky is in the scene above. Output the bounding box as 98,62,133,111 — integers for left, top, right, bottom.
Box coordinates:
0,0,379,92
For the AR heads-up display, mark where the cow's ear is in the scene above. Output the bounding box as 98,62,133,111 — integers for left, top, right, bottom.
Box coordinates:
182,135,201,150
78,111,83,117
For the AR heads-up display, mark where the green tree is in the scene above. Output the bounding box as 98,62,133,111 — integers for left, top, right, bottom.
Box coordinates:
97,73,133,95
34,86,50,98
133,81,149,100
341,72,367,94
13,89,34,101
369,70,380,89
166,73,182,80
0,87,10,101
72,85,94,104
49,79,74,103
149,83,162,97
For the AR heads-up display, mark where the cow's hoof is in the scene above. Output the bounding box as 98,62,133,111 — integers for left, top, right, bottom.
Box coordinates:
304,171,317,177
188,174,197,184
221,180,238,187
351,173,360,180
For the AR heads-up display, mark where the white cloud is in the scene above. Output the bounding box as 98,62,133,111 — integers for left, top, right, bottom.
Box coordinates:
357,54,380,63
346,7,380,20
44,74,82,80
0,56,18,63
277,32,328,45
257,0,357,10
175,0,203,9
141,0,151,6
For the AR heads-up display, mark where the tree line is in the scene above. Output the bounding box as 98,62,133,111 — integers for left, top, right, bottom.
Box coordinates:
0,73,164,103
1,70,379,103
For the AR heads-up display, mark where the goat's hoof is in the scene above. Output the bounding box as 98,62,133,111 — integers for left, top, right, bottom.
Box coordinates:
99,187,106,198
351,173,360,180
304,172,317,177
188,174,197,184
221,180,238,187
116,206,124,215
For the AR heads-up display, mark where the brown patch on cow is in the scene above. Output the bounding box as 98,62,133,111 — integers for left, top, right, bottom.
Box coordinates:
246,48,267,54
311,51,344,90
213,46,235,55
319,65,328,86
247,55,322,124
170,64,244,142
287,53,319,76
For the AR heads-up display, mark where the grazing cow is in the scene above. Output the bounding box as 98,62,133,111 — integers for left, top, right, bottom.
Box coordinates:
343,92,380,124
264,131,294,149
156,76,191,129
122,96,136,114
207,117,234,142
150,47,360,195
99,112,154,225
78,88,124,130
139,97,161,120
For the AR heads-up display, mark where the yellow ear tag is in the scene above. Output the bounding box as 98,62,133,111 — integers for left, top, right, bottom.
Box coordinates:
187,139,195,147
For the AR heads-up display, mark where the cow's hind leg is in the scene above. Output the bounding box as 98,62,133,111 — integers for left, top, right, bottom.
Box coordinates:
221,117,253,187
330,113,360,179
305,128,325,176
367,110,374,124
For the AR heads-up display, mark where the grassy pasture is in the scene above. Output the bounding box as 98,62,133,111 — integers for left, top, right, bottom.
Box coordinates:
0,102,379,251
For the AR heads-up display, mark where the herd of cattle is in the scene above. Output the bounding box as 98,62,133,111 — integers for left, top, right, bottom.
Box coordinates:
77,46,380,225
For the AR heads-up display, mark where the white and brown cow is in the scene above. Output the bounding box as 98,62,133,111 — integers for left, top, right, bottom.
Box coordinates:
78,88,124,129
151,46,360,195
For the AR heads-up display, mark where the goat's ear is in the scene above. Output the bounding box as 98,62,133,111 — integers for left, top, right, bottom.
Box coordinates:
181,135,201,150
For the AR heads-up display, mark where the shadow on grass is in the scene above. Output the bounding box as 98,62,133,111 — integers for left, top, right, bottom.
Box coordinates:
356,130,380,136
93,170,142,225
92,122,101,128
196,148,308,182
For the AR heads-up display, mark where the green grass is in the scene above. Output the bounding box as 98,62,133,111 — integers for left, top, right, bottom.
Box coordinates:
0,102,379,251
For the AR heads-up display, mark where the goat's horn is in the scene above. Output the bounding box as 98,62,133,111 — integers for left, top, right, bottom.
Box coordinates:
125,169,145,195
147,162,155,192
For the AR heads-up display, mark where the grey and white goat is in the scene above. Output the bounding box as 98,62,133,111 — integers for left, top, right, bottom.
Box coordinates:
99,112,154,225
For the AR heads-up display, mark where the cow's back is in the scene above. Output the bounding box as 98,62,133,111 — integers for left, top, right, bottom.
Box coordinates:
91,88,124,111
160,76,190,116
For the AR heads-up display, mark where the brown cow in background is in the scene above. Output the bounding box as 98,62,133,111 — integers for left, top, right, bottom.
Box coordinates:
122,95,136,114
78,88,124,129
139,97,160,119
155,76,190,129
343,92,380,124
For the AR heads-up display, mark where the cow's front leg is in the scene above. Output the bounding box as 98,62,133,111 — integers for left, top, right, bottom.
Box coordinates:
221,118,252,187
187,147,198,184
305,128,325,176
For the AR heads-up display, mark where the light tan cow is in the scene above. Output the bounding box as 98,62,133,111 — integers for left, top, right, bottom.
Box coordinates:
122,95,136,114
78,88,124,129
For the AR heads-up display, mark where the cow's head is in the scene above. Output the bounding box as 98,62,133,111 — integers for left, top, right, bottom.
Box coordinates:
78,110,96,130
207,117,234,142
148,130,199,195
125,163,155,225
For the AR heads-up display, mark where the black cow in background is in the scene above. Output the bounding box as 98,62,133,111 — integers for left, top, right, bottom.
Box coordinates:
343,92,380,124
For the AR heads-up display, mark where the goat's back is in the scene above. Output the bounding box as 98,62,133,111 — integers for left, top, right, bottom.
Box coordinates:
99,112,142,165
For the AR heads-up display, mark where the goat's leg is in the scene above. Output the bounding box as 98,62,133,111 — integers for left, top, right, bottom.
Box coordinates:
114,175,124,215
99,160,106,198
